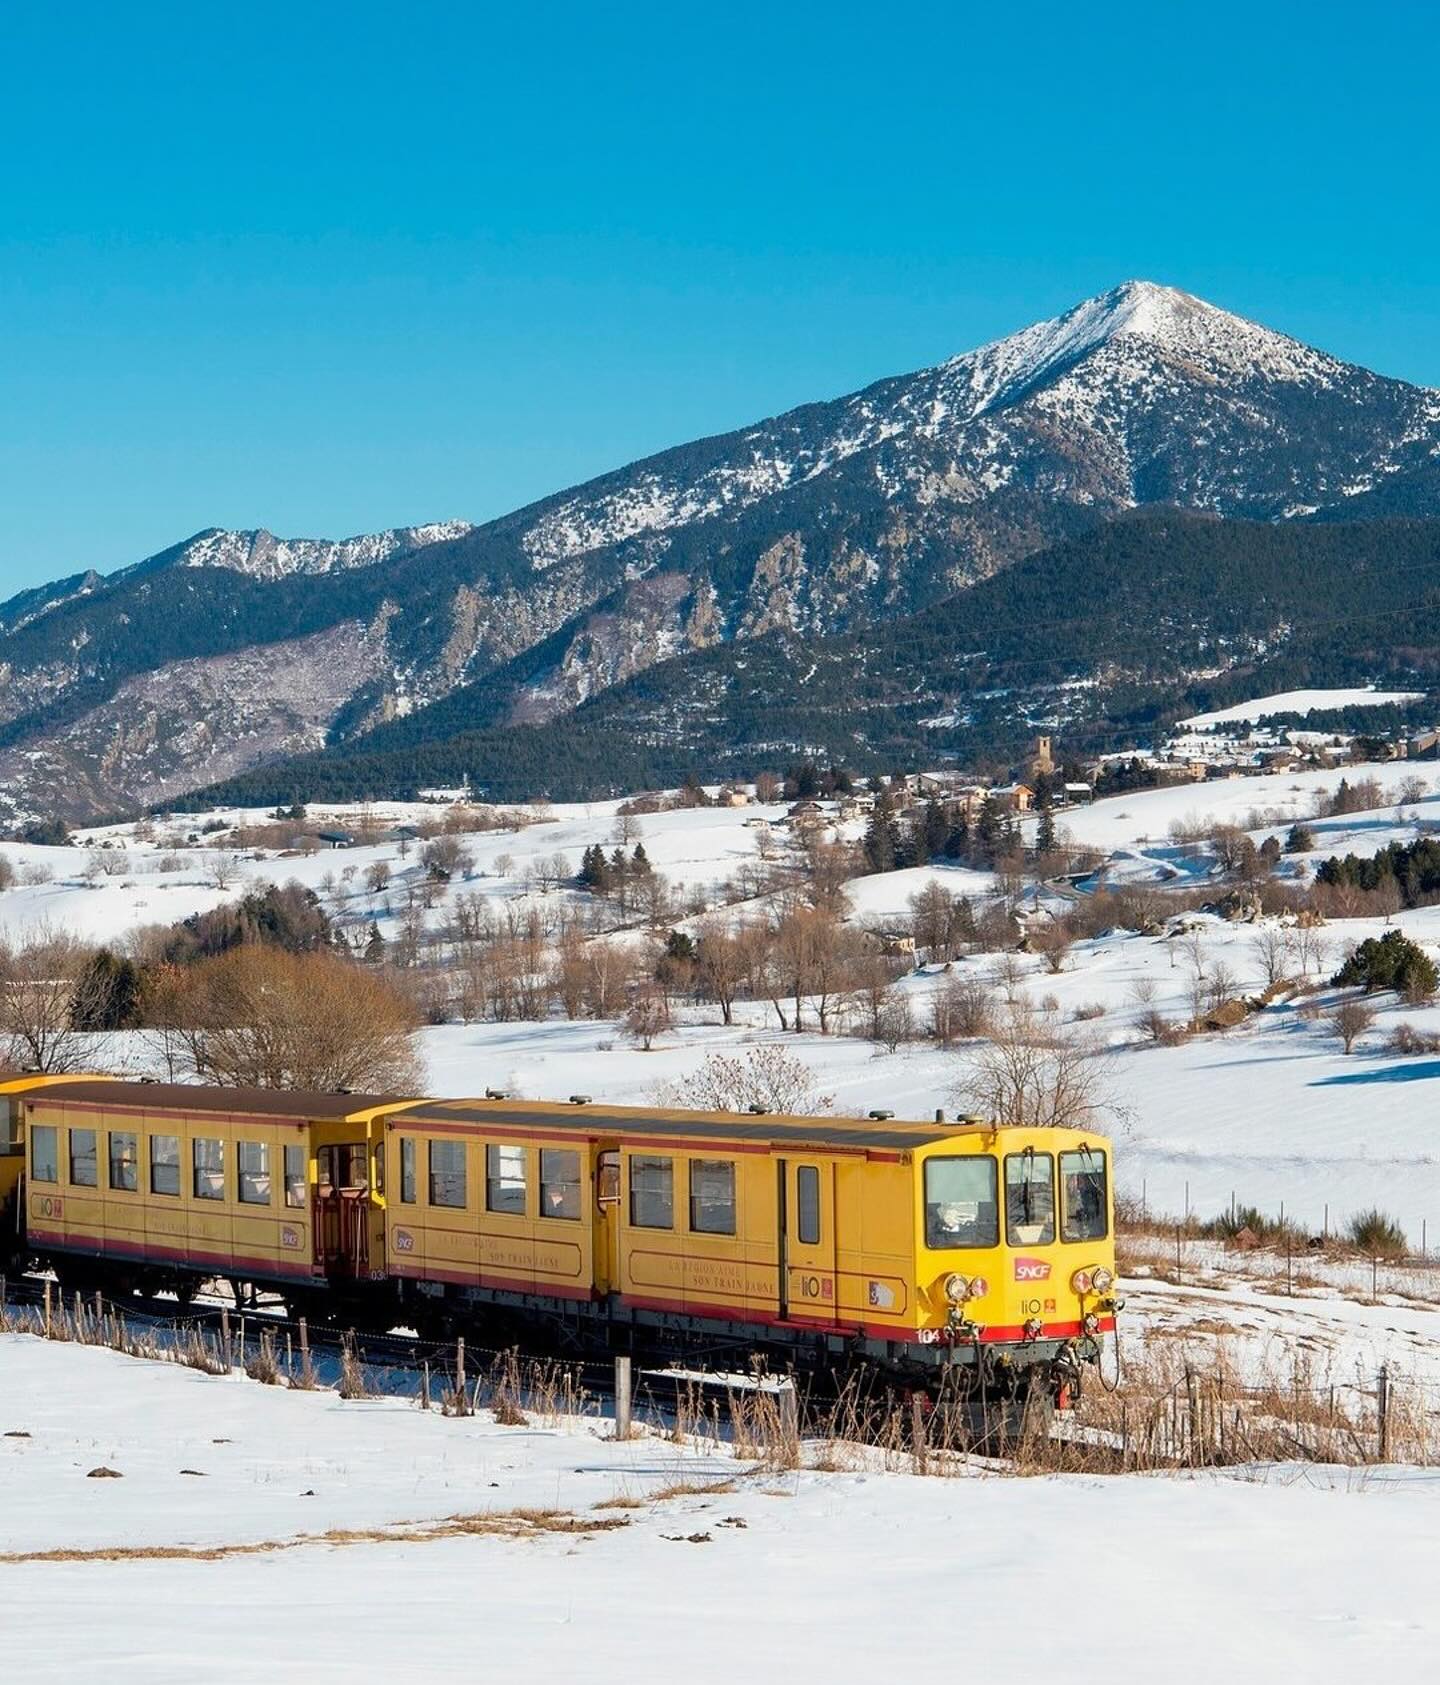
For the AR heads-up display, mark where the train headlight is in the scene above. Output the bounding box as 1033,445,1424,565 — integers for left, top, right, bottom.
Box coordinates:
967,1276,989,1300
944,1272,969,1303
1071,1268,1094,1295
1090,1267,1114,1294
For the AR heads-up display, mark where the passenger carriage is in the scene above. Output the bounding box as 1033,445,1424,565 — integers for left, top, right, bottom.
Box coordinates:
4,1076,1117,1404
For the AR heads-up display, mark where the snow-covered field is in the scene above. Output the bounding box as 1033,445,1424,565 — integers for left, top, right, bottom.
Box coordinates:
1179,686,1425,728
7,1332,1440,1683
16,765,1440,1242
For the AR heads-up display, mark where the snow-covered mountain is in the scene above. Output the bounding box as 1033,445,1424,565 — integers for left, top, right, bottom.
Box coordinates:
127,522,476,581
4,280,1440,820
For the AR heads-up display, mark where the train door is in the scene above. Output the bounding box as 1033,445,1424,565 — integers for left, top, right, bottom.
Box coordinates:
594,1149,621,1293
315,1142,371,1277
776,1158,836,1321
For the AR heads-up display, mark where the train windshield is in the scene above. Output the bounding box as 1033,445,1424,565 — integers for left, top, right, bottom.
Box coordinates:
924,1155,998,1249
1005,1151,1055,1245
1060,1149,1108,1242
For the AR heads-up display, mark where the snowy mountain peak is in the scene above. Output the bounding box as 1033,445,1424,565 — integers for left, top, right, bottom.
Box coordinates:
944,280,1349,424
131,521,476,582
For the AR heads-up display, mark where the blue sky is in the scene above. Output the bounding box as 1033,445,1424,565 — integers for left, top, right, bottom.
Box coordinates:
2,2,1438,591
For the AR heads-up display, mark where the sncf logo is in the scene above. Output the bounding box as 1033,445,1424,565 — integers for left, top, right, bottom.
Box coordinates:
1014,1257,1052,1282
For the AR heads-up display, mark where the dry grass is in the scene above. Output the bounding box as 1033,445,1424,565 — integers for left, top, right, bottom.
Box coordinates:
650,1479,737,1500
0,1506,631,1566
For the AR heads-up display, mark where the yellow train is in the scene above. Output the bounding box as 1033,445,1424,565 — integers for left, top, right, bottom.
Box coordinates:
0,1075,1117,1403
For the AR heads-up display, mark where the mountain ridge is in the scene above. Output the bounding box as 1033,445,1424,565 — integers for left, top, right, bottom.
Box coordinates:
6,281,1440,820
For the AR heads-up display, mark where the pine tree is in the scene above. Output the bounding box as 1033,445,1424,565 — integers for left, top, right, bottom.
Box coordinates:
863,785,902,873
923,798,948,859
632,842,652,875
363,921,385,963
1035,793,1057,857
976,792,1003,865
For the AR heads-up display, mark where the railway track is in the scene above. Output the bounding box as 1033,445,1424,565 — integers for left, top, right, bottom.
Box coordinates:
0,1269,811,1427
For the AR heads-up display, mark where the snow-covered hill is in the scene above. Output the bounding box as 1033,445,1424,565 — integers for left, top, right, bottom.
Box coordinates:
9,1326,1440,1683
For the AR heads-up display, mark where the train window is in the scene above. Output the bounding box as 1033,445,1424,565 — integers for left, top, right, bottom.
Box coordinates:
399,1138,417,1204
284,1144,307,1208
690,1160,736,1235
924,1156,998,1249
796,1166,821,1245
237,1140,271,1205
69,1128,98,1188
30,1124,57,1183
629,1155,673,1229
108,1131,138,1193
486,1144,528,1215
1005,1152,1055,1246
540,1148,581,1220
151,1134,180,1196
429,1140,467,1208
337,1144,368,1189
1060,1149,1109,1242
0,1100,18,1155
193,1138,224,1201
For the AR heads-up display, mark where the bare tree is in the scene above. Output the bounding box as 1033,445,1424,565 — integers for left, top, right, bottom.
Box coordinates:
1252,925,1294,990
654,1044,832,1115
209,851,243,891
0,929,89,1072
365,859,392,895
1205,960,1240,1015
1292,921,1331,981
994,951,1027,1003
623,985,671,1051
874,992,915,1053
930,975,994,1044
1029,917,1074,975
1331,999,1376,1055
171,946,422,1090
953,1005,1114,1130
695,920,744,1026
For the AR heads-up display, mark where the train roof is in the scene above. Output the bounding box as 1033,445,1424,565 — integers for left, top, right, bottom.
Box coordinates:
402,1097,1007,1151
8,1078,1110,1152
18,1080,402,1121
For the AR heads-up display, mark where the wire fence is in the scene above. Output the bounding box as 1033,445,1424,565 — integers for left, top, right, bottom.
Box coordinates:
7,1274,1440,1475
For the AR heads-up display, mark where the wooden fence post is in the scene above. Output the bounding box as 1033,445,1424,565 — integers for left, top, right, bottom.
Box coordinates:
614,1354,632,1441
298,1317,313,1388
455,1336,466,1413
1185,1366,1201,1466
1377,1365,1390,1463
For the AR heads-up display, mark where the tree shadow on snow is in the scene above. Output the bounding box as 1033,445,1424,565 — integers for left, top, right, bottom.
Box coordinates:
1311,1060,1440,1087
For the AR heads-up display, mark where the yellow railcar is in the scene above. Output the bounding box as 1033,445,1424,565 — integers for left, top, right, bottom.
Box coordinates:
6,1078,1117,1401
381,1098,1117,1396
5,1078,408,1298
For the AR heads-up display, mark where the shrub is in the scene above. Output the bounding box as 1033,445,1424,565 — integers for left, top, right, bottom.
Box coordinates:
1347,1208,1407,1258
1072,1002,1107,1022
1330,999,1376,1054
1199,1204,1303,1246
1333,931,1439,998
1387,1022,1440,1056
931,976,994,1042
